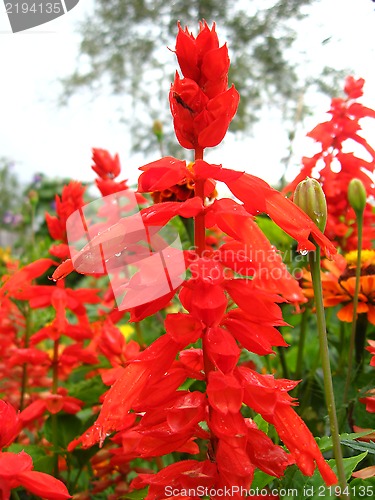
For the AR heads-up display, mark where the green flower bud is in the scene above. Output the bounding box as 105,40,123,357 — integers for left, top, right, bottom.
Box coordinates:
152,120,164,142
28,190,39,206
294,177,327,232
348,178,367,215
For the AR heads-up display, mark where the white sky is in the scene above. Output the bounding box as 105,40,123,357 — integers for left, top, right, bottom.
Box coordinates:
1,0,375,190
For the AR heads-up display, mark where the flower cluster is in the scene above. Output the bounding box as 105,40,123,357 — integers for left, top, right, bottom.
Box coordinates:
51,22,339,495
170,21,240,150
284,76,375,251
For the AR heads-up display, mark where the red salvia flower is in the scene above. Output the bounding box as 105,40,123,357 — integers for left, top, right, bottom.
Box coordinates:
0,400,71,499
0,451,71,499
284,76,375,251
169,21,240,149
48,21,340,493
92,148,121,179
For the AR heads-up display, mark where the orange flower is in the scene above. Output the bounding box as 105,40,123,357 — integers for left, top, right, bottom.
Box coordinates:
303,250,375,324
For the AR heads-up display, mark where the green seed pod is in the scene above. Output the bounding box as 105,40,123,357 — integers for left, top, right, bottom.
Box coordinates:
294,177,327,232
348,178,367,215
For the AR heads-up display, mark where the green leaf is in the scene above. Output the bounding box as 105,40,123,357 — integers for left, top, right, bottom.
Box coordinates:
330,452,368,481
72,446,100,468
7,443,54,474
253,414,269,434
44,414,82,448
350,477,375,499
67,376,107,406
252,469,274,490
316,432,373,453
122,487,148,500
341,439,375,455
278,453,368,499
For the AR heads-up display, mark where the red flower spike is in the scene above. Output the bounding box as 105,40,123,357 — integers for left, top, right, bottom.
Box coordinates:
175,21,229,99
73,335,181,448
225,173,337,256
46,181,85,243
170,76,239,149
92,148,121,179
245,425,294,477
179,281,227,327
165,313,203,347
166,392,206,433
209,409,248,440
1,258,56,298
344,76,365,99
207,371,244,414
239,367,337,485
284,76,375,251
204,326,241,373
224,309,288,356
131,459,217,497
138,157,189,192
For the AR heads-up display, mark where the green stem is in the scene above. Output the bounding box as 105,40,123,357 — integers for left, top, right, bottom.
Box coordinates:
295,308,309,380
135,322,146,348
299,349,320,413
337,321,347,374
355,313,368,368
277,346,289,379
19,306,32,411
309,248,349,497
343,213,363,405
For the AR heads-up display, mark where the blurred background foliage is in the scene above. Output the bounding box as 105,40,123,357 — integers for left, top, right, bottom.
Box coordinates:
60,0,349,158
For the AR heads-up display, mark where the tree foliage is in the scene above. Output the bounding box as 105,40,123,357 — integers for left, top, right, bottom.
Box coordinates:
62,0,347,157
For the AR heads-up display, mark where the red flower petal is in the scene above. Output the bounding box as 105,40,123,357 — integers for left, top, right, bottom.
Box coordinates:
16,470,71,499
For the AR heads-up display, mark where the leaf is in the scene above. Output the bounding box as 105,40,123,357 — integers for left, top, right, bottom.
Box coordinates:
330,452,368,481
278,453,367,499
7,443,54,474
254,413,269,434
67,376,107,406
252,469,275,490
122,487,148,500
316,432,372,453
340,439,375,455
44,414,82,448
350,477,375,499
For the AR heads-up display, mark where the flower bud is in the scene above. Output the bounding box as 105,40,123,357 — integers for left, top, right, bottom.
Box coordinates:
348,178,366,215
28,190,39,206
152,120,164,142
293,178,327,232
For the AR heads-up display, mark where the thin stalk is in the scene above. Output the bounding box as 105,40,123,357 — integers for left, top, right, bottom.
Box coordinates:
309,248,349,497
295,308,309,380
134,322,146,348
343,213,363,404
193,147,205,257
277,346,289,379
337,321,347,374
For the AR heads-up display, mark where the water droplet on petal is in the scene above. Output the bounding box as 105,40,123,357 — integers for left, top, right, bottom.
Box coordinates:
299,249,309,256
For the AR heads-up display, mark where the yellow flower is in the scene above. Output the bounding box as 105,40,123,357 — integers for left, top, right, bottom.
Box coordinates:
118,324,134,340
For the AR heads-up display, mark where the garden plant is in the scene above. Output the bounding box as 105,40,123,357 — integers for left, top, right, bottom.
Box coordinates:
0,21,375,500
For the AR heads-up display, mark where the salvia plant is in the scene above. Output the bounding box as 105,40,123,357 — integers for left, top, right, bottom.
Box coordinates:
0,21,374,500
